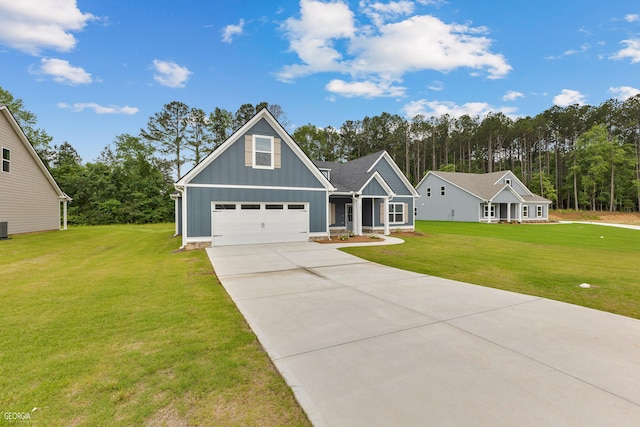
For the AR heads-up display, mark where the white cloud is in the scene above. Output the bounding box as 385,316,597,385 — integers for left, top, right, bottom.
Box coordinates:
30,58,92,85
609,86,640,100
58,102,138,115
326,79,405,97
625,14,639,23
222,19,245,43
277,0,511,96
428,80,444,91
360,1,415,27
503,90,524,101
152,59,192,88
563,43,591,56
0,0,95,54
402,99,517,119
611,39,640,63
553,89,586,107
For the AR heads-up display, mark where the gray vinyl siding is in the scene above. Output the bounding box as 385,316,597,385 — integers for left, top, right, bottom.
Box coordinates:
492,189,521,203
390,195,414,226
373,157,412,196
329,197,348,227
186,187,327,237
0,113,61,234
361,178,387,196
190,118,323,189
416,174,480,222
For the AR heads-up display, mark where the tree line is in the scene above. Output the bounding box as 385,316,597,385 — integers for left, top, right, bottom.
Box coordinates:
3,85,639,226
293,98,640,212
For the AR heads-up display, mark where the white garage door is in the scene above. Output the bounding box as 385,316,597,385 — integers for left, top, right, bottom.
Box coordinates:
212,202,309,246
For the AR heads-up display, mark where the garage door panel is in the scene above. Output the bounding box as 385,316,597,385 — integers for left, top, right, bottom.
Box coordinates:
212,203,309,246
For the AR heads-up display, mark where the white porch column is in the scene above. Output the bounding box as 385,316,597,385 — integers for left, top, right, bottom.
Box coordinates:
355,195,363,236
507,202,511,222
487,202,492,223
181,188,188,248
384,198,390,235
518,203,522,223
351,194,358,235
62,200,68,230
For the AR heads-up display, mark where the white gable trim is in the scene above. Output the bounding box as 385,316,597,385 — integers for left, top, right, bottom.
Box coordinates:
367,151,419,197
488,185,525,203
176,108,335,191
0,106,70,201
492,170,534,197
358,171,395,196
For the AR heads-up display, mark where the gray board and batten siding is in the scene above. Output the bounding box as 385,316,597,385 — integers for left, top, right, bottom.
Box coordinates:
181,117,328,240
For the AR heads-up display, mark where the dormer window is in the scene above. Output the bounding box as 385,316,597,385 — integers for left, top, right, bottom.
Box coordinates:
505,178,511,185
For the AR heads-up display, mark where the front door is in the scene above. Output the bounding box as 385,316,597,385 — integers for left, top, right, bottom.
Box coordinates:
346,203,353,231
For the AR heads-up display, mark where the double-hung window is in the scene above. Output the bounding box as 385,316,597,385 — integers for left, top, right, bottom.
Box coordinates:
426,187,431,197
537,205,543,217
253,135,274,169
484,204,495,218
522,205,529,218
2,148,9,173
389,203,405,224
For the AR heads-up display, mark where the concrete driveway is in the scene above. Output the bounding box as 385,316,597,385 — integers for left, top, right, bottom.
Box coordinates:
206,240,640,426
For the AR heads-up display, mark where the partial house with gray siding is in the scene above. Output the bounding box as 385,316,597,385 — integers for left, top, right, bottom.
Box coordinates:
174,108,418,247
0,105,70,236
415,170,552,222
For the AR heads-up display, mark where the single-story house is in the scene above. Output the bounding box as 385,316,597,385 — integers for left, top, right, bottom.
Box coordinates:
173,108,418,248
415,170,552,222
0,105,71,235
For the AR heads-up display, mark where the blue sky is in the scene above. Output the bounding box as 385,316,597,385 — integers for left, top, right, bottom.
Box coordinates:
1,0,639,163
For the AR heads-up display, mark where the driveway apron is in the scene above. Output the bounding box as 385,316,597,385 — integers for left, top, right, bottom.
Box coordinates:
206,241,640,427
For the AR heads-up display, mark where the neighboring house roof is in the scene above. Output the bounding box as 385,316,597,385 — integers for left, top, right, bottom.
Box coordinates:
0,105,71,202
176,108,335,190
420,170,551,203
314,150,419,197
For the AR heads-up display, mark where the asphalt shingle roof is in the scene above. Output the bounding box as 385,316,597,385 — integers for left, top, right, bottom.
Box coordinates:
431,170,551,203
314,150,385,193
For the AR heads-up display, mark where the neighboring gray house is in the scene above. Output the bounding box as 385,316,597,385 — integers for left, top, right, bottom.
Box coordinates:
415,170,552,222
0,105,70,235
174,108,418,248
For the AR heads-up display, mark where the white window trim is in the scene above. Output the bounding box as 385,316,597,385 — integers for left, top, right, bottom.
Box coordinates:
389,202,405,224
523,205,529,218
252,135,274,170
426,187,431,197
440,186,445,196
537,205,543,217
1,147,10,173
484,204,496,218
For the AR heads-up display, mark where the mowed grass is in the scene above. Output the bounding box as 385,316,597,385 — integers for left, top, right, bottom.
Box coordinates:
0,225,310,426
343,221,640,320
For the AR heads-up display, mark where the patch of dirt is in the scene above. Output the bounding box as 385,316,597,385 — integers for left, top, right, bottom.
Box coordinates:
391,231,426,237
550,211,640,225
316,235,384,244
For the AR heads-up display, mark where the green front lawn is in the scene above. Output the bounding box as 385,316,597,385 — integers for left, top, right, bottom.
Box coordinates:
0,225,310,426
343,221,640,320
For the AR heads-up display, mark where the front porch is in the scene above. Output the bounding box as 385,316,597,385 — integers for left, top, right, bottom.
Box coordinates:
329,195,391,236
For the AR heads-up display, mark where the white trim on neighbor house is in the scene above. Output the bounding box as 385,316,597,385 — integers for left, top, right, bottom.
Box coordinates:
184,183,330,192
2,146,10,173
488,185,525,203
